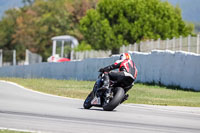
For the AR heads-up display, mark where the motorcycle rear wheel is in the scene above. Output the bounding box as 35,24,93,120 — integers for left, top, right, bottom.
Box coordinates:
103,87,125,111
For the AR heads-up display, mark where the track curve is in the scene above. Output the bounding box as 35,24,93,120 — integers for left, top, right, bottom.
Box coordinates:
0,81,200,133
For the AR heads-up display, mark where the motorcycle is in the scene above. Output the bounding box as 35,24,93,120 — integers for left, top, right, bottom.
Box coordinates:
83,72,133,111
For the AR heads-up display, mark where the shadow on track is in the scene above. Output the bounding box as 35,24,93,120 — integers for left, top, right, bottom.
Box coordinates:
79,108,117,112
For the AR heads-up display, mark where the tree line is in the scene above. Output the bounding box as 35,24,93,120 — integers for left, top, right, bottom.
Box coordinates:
0,0,193,61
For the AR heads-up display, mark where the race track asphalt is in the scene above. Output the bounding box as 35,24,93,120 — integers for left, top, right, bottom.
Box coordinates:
0,81,200,133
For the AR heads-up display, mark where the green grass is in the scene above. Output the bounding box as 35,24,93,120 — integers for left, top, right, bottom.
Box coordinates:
0,130,29,133
1,78,200,107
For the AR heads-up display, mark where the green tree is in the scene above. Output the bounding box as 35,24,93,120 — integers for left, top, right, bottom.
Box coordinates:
66,0,99,40
80,0,193,54
0,9,20,50
0,0,98,60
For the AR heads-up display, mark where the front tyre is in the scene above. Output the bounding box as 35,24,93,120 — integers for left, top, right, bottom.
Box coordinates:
103,87,125,111
83,91,94,109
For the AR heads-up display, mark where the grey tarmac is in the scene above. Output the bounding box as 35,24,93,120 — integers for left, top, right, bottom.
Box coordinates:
0,81,200,133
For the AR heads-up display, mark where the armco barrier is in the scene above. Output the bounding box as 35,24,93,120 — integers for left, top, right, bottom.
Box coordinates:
0,50,199,91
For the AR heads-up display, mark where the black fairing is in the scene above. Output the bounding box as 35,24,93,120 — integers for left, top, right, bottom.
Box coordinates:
93,78,103,93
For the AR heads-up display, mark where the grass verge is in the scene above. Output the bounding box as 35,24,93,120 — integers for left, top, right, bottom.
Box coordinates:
1,78,200,107
0,130,29,133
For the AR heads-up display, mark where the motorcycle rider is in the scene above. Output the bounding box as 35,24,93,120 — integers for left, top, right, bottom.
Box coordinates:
99,53,137,103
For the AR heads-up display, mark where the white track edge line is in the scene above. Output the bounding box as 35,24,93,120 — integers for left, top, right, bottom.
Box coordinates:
122,104,200,115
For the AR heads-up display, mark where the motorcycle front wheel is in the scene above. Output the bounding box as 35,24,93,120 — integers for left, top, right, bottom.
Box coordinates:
83,91,94,109
103,87,125,111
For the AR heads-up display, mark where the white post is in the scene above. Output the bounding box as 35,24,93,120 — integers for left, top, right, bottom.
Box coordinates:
76,52,80,60
77,52,79,60
188,35,191,52
134,43,137,51
0,49,2,67
157,38,160,50
122,45,125,53
13,50,16,66
173,37,175,51
151,39,153,51
179,36,182,51
90,50,93,58
61,40,64,58
166,38,169,49
140,42,142,52
128,45,131,51
70,42,75,60
197,34,200,54
25,49,29,65
85,51,87,59
86,50,88,58
52,40,56,56
75,52,77,60
144,41,147,52
70,49,74,60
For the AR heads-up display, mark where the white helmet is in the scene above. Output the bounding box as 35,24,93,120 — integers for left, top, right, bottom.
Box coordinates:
119,53,131,60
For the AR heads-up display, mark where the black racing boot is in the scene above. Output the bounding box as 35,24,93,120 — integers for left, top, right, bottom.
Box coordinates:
99,73,110,90
120,94,129,104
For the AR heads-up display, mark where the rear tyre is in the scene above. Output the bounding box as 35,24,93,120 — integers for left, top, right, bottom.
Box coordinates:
103,87,125,111
83,91,94,109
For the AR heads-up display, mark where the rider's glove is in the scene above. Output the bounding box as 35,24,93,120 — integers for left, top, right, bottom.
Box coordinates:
99,68,105,72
